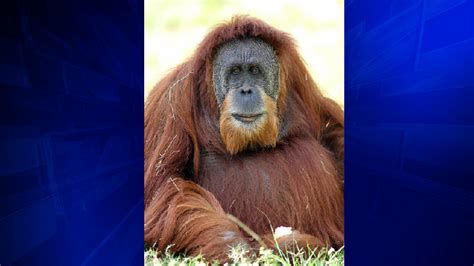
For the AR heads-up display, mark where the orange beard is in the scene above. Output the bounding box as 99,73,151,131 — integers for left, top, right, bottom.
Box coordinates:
219,92,279,155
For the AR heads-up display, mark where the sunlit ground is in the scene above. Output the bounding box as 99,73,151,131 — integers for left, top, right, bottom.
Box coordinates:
145,0,344,107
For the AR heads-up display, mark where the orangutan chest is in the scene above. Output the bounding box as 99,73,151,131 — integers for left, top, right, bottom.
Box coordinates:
196,138,339,217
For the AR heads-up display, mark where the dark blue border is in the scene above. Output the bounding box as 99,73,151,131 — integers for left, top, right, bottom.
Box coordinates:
0,1,144,265
346,0,474,265
2,0,474,265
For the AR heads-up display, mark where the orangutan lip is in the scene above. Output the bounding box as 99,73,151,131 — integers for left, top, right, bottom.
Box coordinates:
232,113,263,123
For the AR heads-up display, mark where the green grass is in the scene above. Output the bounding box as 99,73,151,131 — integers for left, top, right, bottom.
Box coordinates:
144,244,344,265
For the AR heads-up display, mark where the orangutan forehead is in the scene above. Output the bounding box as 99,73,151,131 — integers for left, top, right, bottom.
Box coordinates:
213,38,279,66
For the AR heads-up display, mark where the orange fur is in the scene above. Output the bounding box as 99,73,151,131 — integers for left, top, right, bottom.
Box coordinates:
144,16,344,262
219,91,279,155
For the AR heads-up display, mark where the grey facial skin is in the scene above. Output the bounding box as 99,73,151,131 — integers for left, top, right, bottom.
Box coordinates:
212,38,279,122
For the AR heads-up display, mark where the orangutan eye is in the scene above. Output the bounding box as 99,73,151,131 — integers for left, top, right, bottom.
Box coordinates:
231,66,241,75
249,65,260,74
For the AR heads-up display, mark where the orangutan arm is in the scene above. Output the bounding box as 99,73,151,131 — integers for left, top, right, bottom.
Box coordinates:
320,97,344,178
144,177,248,262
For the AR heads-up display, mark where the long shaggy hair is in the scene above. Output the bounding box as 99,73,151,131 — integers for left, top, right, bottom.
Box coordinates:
145,15,344,261
219,88,279,155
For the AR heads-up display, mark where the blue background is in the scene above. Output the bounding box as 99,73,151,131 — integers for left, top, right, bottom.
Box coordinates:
0,0,144,265
346,0,474,265
1,0,474,265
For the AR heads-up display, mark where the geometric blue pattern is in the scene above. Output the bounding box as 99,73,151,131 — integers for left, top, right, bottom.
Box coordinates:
2,0,474,265
0,0,143,265
346,0,474,265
